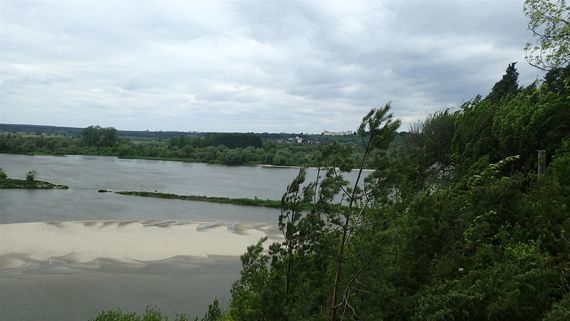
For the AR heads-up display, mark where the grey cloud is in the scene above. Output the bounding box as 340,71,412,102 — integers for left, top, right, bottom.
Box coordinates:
0,0,542,133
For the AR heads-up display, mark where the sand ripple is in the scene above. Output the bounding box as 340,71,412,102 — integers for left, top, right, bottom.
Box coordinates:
0,220,274,269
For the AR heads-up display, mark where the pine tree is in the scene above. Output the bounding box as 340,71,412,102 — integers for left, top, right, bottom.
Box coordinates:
486,62,520,102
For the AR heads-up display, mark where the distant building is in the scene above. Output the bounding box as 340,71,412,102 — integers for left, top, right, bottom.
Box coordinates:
286,136,305,144
321,130,354,136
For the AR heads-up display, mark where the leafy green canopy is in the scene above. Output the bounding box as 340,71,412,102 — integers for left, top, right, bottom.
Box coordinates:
524,0,570,70
80,125,119,147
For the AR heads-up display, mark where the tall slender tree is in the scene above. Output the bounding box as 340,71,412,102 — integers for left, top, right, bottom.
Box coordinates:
330,104,400,321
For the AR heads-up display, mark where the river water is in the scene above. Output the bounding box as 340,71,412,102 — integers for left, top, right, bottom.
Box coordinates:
0,154,366,321
0,154,299,224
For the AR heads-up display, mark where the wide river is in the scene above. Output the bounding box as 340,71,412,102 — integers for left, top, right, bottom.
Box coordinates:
0,154,365,321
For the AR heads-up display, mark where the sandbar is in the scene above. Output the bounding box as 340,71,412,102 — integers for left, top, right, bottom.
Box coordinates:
0,220,276,269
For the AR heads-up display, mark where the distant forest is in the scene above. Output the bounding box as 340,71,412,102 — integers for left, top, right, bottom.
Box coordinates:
0,123,358,143
0,123,406,167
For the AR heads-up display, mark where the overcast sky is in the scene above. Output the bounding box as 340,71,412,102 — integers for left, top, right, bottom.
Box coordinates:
0,0,543,133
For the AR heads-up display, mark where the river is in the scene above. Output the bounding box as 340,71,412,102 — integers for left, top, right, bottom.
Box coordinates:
0,154,368,321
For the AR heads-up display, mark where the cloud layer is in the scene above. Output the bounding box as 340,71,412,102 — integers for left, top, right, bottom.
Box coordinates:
0,0,541,132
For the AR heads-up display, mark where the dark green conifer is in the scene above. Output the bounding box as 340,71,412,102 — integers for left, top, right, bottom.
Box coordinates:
486,62,520,102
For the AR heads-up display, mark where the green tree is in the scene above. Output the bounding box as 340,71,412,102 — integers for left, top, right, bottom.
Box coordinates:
91,306,189,321
524,0,570,70
330,104,400,321
81,125,119,147
486,62,520,102
229,238,270,321
405,109,456,189
195,299,223,321
26,170,37,182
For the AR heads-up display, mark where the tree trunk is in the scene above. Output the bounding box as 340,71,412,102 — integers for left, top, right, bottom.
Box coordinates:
330,138,371,321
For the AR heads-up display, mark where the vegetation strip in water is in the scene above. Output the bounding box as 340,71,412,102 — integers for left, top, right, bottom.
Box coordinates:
116,191,284,208
0,178,69,189
0,178,68,189
0,169,68,189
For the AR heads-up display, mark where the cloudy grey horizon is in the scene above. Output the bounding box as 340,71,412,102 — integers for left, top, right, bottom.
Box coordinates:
0,0,543,134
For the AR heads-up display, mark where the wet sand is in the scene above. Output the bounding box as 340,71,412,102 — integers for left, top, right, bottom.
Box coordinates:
0,220,276,269
0,256,241,321
0,220,281,321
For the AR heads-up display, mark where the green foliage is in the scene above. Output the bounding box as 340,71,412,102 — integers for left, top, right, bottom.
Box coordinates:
542,294,570,321
544,64,570,96
194,299,223,321
467,155,520,188
420,109,456,170
91,306,188,321
116,191,283,209
492,66,570,169
25,170,37,182
550,138,570,196
203,133,263,149
452,97,499,175
486,62,520,102
225,105,401,321
0,177,68,189
81,125,119,147
414,242,560,321
169,133,263,150
405,108,457,190
0,168,7,181
452,62,570,176
524,0,570,70
229,238,270,321
0,133,366,168
220,61,569,321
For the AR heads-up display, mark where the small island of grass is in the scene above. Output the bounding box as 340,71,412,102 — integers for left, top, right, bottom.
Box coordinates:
0,169,68,189
116,190,284,208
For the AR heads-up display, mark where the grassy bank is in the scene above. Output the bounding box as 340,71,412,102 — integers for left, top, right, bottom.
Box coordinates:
116,191,284,208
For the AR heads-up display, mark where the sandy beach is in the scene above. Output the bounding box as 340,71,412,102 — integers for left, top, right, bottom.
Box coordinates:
0,220,281,320
0,220,278,270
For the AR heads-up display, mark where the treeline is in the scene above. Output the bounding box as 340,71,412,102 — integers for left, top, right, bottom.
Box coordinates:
168,133,263,149
80,126,119,147
0,123,203,140
0,124,362,144
0,131,367,167
0,124,84,137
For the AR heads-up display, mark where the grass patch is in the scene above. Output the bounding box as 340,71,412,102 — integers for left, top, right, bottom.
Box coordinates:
0,178,68,189
116,191,283,208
